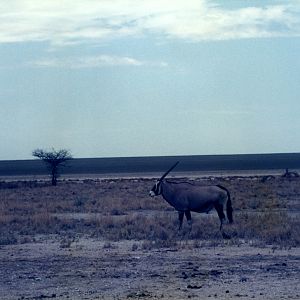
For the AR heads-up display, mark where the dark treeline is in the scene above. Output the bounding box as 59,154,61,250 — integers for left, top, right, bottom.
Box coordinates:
1,153,300,176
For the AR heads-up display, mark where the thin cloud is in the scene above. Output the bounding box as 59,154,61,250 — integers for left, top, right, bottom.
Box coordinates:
179,109,255,116
0,1,299,46
30,55,168,68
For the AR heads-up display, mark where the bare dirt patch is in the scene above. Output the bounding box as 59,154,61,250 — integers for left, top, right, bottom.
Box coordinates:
0,174,299,299
0,239,299,299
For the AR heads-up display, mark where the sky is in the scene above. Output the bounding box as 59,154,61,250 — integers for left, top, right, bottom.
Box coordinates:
1,0,300,160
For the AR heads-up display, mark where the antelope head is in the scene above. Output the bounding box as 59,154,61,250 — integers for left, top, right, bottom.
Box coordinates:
149,161,179,197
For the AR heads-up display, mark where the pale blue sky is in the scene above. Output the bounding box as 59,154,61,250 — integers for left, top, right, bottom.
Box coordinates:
1,0,300,160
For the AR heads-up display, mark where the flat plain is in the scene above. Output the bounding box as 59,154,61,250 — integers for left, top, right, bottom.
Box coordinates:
0,173,299,299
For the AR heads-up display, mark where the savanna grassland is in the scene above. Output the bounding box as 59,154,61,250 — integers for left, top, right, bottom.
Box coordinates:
0,174,299,299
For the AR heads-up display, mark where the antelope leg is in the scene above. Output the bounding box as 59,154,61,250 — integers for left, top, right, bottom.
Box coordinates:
178,211,184,230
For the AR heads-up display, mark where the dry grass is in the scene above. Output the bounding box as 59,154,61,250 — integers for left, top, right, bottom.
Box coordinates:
236,211,300,246
0,176,299,247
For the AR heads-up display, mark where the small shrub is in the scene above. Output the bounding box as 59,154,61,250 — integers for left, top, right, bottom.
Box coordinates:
0,232,18,245
131,243,139,251
110,208,124,216
60,237,74,248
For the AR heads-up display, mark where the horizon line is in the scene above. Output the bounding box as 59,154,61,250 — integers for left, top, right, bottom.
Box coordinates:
1,151,300,162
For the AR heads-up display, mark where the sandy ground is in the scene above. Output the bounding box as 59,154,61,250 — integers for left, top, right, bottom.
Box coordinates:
0,237,299,300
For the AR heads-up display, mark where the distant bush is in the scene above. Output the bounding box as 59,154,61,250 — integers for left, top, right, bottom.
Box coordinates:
32,148,73,186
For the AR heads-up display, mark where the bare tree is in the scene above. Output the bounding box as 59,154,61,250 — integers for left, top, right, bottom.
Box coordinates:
32,148,73,186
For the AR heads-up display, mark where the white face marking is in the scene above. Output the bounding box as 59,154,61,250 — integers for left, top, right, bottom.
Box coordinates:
149,190,155,197
149,181,161,197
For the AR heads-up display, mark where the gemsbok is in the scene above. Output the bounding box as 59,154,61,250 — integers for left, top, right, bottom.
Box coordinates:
149,162,233,238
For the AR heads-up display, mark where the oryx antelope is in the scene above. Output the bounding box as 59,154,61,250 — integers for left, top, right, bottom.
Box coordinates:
149,162,233,237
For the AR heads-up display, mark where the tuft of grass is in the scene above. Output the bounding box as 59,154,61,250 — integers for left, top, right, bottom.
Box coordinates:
60,236,74,248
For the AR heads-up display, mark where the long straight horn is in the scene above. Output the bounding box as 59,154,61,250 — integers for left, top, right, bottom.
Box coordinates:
159,161,179,181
